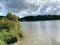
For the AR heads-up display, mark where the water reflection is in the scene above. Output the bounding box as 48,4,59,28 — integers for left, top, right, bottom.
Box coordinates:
21,20,60,45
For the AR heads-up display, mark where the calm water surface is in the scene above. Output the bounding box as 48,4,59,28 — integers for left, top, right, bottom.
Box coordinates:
20,20,60,45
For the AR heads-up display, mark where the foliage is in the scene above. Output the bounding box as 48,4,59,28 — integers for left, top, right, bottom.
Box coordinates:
6,12,18,22
0,40,7,45
0,12,22,45
20,15,60,21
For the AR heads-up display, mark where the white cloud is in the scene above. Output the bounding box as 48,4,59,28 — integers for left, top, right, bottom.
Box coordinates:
57,0,60,2
46,7,52,12
57,5,60,8
0,3,7,15
34,0,40,5
39,0,60,15
54,8,57,10
26,0,35,4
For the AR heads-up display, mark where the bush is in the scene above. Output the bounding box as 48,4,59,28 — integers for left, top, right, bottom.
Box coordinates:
0,12,23,45
0,40,7,45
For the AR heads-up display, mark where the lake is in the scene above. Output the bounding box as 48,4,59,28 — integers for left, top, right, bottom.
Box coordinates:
20,20,60,45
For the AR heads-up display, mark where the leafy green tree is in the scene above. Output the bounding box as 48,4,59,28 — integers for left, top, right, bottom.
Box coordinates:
6,12,18,22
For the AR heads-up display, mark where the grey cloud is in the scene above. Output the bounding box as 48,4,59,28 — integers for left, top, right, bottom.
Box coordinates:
0,0,60,17
0,0,40,13
0,6,2,10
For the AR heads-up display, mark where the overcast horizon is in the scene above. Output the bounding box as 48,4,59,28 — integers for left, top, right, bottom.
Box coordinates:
0,0,60,18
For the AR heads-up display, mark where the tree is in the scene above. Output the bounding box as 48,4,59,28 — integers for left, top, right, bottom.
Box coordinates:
6,12,18,22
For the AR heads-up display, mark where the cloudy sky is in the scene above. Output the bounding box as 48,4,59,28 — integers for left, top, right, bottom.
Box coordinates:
0,0,60,18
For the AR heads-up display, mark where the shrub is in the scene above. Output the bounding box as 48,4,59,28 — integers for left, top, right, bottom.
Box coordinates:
0,12,23,45
0,40,7,45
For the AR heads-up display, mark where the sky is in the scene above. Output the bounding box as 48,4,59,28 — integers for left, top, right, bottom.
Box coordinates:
0,0,60,18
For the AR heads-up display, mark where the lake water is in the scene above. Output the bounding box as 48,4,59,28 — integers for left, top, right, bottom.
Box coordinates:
20,20,60,45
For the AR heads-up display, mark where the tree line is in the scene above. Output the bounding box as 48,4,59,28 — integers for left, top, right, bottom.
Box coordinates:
0,14,60,21
20,15,60,21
